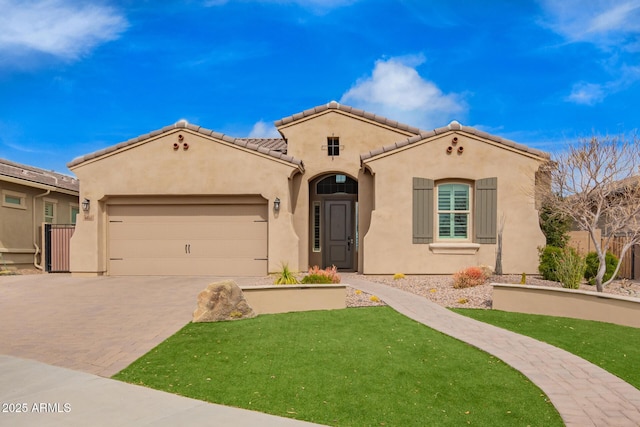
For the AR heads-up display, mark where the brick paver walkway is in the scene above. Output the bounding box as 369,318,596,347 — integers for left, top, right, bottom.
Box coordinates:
0,274,220,377
345,275,640,427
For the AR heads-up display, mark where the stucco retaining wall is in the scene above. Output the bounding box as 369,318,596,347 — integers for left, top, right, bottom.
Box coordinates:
492,284,640,328
241,285,346,314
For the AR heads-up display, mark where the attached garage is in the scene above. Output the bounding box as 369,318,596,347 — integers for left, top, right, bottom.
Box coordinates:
107,199,268,276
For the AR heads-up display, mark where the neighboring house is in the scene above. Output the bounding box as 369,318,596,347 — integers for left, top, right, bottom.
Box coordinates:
0,158,80,270
68,102,549,277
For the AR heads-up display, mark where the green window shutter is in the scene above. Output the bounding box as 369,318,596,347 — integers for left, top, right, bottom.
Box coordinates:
475,177,497,244
413,177,434,243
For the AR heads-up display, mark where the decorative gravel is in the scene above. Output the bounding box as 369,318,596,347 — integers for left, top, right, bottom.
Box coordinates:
344,273,640,310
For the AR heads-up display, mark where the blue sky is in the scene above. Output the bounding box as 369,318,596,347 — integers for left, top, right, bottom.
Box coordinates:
1,0,639,176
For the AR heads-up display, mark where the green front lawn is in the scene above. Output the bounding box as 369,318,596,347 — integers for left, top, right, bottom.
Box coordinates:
453,309,640,390
114,307,561,426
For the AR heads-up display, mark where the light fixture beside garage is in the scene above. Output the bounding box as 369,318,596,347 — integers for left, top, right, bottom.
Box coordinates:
81,198,90,212
274,197,281,212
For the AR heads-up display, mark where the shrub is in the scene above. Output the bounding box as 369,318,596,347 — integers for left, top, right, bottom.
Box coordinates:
519,272,526,285
301,274,334,284
539,205,571,248
452,266,489,289
393,273,405,280
274,263,299,285
369,295,380,302
552,246,586,289
584,251,618,285
305,265,341,284
538,246,563,281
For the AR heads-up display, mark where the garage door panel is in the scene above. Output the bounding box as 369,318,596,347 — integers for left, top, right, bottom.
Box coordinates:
109,221,267,240
110,257,267,276
110,239,267,258
109,204,266,221
108,203,268,276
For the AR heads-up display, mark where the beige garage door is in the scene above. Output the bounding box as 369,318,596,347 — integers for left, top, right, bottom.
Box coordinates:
108,204,267,276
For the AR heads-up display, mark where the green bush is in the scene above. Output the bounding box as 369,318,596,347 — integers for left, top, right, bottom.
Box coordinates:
301,274,334,284
552,246,585,289
538,246,563,281
539,205,571,248
584,251,618,285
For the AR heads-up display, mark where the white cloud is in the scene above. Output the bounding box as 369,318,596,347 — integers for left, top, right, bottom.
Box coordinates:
0,0,127,62
340,55,467,129
538,1,640,105
566,82,606,105
538,0,640,47
248,120,281,138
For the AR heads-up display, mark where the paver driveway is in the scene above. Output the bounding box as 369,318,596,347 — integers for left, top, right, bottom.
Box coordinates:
0,274,225,377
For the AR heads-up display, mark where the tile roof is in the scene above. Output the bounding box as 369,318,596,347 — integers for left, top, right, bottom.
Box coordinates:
360,120,551,161
67,121,303,170
236,138,287,152
274,101,423,135
0,158,79,193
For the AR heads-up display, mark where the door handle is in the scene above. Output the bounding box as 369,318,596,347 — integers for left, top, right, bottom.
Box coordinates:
347,236,353,251
185,244,191,254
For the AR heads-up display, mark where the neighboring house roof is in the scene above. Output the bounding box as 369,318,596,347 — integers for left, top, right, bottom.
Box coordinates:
360,120,551,162
67,121,303,169
0,158,79,193
275,100,423,135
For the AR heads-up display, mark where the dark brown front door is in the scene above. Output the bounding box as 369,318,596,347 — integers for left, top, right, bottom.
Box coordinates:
324,200,354,269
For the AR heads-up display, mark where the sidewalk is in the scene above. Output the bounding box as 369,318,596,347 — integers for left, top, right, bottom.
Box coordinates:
346,275,640,427
0,355,325,427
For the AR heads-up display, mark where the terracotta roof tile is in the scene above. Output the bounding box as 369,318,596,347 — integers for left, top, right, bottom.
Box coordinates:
237,138,287,152
360,121,550,162
274,101,422,135
68,121,303,170
0,158,79,193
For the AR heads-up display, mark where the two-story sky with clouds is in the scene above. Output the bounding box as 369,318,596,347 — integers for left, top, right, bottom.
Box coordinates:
1,0,638,175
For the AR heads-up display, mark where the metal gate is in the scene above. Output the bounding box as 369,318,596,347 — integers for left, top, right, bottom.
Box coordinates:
44,224,75,273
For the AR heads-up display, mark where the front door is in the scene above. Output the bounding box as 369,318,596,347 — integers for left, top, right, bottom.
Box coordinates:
324,200,354,270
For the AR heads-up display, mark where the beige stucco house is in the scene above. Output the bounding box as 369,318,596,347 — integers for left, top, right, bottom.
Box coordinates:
0,158,79,270
68,102,549,276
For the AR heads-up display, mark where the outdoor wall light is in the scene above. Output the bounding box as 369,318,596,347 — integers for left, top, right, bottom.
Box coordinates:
81,198,90,212
274,197,281,212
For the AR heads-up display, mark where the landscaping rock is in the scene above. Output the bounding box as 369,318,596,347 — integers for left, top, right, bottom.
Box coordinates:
192,280,256,322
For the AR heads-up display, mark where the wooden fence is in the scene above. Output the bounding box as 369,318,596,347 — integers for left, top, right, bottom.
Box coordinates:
568,231,637,279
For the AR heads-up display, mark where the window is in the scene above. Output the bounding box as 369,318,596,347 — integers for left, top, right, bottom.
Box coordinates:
313,202,321,252
44,200,56,224
316,174,358,194
437,183,470,239
2,190,26,209
327,137,340,156
412,177,497,245
71,205,80,224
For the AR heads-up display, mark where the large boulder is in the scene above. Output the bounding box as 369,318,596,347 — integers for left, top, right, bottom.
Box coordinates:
192,280,256,322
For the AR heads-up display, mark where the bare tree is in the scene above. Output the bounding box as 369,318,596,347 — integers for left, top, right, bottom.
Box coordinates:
542,136,640,292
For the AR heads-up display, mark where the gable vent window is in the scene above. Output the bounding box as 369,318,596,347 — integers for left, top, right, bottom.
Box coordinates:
327,137,340,156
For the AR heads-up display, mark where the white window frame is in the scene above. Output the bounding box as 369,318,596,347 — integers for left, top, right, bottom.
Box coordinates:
436,182,471,241
43,198,57,224
2,190,27,210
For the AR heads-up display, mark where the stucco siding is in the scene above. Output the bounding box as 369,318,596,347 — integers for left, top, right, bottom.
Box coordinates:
362,132,546,274
69,129,300,275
